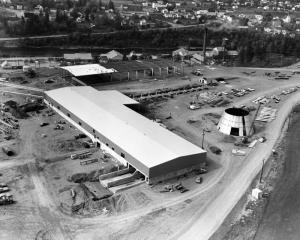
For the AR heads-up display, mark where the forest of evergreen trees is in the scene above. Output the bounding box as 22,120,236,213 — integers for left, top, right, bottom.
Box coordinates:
18,27,300,66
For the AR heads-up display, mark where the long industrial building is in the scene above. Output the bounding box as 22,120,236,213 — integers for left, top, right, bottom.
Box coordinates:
44,86,206,184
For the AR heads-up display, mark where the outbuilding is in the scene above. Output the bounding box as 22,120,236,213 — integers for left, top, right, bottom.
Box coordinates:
100,50,123,61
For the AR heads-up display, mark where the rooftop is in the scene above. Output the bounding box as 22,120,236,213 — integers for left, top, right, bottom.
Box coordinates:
45,86,205,168
63,53,93,60
60,64,117,77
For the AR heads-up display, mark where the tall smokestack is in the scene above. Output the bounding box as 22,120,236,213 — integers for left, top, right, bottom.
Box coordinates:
203,27,207,64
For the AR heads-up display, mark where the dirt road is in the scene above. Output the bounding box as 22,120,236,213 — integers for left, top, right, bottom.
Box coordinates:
170,90,300,240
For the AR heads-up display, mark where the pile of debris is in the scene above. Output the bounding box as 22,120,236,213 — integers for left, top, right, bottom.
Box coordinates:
0,183,14,205
281,87,297,95
198,92,219,103
60,183,113,215
255,107,277,122
0,114,19,129
51,139,84,153
1,99,44,119
252,96,270,105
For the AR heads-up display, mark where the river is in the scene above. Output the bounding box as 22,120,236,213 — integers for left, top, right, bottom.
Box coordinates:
254,105,300,240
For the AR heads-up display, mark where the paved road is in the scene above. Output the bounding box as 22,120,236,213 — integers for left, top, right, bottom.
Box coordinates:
235,67,300,72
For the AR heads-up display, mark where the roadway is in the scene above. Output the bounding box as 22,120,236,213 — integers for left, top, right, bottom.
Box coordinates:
170,87,300,240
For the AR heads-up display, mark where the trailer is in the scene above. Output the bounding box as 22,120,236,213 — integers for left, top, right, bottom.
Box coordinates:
70,150,91,160
80,158,98,166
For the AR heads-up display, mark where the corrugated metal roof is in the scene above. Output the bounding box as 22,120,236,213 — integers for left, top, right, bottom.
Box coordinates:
45,86,205,168
60,64,117,77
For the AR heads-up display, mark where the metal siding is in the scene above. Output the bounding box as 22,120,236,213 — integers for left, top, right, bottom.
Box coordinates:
45,87,206,170
148,152,206,178
46,97,150,178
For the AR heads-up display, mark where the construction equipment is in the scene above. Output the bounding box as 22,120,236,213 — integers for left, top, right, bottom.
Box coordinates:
54,124,64,130
40,122,49,127
194,168,208,175
74,133,87,140
70,150,91,160
82,140,95,148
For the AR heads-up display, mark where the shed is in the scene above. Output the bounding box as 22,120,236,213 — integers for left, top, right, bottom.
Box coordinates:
100,50,123,61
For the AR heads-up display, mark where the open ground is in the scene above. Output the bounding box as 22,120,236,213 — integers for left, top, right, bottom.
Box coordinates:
0,60,300,240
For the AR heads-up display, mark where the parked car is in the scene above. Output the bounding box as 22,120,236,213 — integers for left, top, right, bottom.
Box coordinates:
192,69,203,76
40,122,49,127
180,187,189,193
195,176,203,184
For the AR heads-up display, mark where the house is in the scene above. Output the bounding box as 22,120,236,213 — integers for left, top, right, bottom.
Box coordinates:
127,51,143,60
0,0,11,4
227,50,239,56
272,19,282,28
121,4,143,12
191,53,204,64
139,18,147,26
283,15,291,23
34,4,43,15
212,47,226,56
172,48,190,60
100,50,123,61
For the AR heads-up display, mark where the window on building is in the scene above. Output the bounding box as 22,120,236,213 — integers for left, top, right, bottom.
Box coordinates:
121,153,125,158
67,113,70,118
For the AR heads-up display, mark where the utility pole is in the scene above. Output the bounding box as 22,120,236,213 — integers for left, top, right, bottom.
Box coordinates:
249,103,261,136
222,37,228,63
259,159,265,183
203,26,207,64
201,129,205,149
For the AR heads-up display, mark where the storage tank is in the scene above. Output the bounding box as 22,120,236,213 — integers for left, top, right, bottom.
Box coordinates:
217,107,251,136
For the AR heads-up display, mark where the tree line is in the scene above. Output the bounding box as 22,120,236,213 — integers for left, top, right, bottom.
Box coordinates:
18,27,300,66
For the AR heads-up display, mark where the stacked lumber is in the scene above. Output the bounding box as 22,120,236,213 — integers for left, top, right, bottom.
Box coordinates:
255,107,277,122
